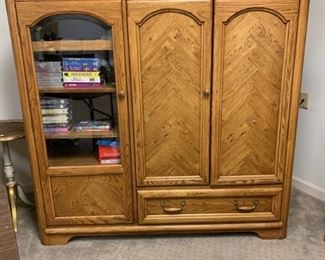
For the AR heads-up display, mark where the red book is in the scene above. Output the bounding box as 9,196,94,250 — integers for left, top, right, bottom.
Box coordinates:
98,145,120,164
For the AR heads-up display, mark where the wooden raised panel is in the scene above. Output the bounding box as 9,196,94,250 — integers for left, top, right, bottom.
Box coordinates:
138,187,282,224
128,0,212,186
46,175,133,225
222,12,284,177
211,1,299,185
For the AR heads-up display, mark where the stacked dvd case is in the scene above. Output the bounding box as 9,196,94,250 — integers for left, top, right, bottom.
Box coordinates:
75,120,111,132
62,58,101,88
35,61,63,88
41,97,73,133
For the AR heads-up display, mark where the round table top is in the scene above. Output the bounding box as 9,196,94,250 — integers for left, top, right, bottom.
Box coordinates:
0,120,25,142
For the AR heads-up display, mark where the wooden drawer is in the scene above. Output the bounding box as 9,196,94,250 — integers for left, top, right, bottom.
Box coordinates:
138,187,282,224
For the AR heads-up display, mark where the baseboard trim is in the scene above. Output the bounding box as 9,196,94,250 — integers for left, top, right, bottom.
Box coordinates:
292,177,325,202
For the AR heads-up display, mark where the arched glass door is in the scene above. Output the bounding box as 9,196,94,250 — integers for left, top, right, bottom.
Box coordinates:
16,0,133,225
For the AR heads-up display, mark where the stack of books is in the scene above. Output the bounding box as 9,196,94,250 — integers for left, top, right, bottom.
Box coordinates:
35,61,62,88
62,58,101,88
97,139,121,164
41,97,73,133
75,120,111,132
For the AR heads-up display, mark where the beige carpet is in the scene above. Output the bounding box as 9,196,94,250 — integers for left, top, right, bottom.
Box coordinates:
16,188,325,260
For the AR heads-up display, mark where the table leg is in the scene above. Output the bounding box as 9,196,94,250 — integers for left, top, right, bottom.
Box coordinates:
3,141,34,206
3,142,18,232
17,184,35,206
7,184,17,232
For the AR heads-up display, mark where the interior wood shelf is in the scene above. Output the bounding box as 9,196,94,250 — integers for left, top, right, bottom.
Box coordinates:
47,152,122,170
38,86,116,94
45,127,118,140
32,39,113,52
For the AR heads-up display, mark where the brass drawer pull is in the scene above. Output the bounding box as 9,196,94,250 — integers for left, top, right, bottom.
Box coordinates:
233,200,259,212
160,201,185,214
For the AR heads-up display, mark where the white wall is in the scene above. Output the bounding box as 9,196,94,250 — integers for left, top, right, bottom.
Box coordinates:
293,0,325,200
0,1,324,197
0,0,31,186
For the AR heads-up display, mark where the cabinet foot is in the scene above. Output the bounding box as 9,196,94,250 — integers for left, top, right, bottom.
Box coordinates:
255,228,286,239
43,234,73,245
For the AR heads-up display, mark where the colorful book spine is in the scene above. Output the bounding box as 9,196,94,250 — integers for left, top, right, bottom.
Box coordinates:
44,127,70,133
35,61,62,73
62,58,99,71
41,98,70,105
41,108,70,115
42,114,70,120
43,118,71,124
43,123,71,128
63,72,100,77
100,158,121,164
62,75,100,83
63,83,101,88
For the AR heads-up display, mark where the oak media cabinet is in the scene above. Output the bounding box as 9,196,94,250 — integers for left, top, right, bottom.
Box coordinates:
6,0,309,244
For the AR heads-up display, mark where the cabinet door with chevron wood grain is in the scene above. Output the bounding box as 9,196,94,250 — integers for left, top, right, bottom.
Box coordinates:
128,0,212,186
211,0,300,185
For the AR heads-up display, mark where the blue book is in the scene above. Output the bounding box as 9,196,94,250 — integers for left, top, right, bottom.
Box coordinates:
62,58,99,71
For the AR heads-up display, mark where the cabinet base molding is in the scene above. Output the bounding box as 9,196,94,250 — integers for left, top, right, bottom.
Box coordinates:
44,234,74,246
43,222,284,245
255,228,286,240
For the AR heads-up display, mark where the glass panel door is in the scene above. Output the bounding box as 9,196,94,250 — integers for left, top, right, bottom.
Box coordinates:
16,1,133,224
30,15,122,167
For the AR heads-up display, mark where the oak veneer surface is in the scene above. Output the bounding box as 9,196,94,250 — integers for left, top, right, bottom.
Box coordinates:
128,0,212,186
212,0,300,185
221,11,285,177
141,13,201,178
138,187,282,224
49,175,133,225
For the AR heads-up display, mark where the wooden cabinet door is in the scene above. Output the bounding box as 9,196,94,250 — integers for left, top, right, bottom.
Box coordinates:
15,0,134,224
211,0,300,185
128,0,212,186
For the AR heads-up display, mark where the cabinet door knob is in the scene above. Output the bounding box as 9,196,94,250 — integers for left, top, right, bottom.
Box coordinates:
118,90,126,98
203,89,210,97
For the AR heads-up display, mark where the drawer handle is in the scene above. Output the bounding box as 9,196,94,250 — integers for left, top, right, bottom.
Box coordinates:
233,200,259,212
160,201,185,214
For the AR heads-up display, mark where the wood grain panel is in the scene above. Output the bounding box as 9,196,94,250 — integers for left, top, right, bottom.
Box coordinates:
141,13,201,178
221,11,285,177
211,2,299,185
48,175,132,225
128,0,212,186
32,39,112,52
138,187,282,224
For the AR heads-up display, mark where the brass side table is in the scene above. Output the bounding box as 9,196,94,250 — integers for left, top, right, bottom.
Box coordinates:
0,120,34,232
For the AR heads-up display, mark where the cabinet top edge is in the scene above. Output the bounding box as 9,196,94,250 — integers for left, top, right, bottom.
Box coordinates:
13,0,122,2
12,0,301,2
